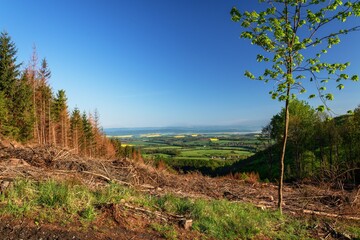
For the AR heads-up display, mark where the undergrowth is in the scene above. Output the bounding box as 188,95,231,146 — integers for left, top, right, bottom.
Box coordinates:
0,178,359,240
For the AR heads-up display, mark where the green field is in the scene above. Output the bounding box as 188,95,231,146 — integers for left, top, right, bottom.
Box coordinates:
116,133,261,172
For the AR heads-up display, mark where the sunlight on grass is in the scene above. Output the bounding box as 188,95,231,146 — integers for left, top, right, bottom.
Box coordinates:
141,134,162,137
174,135,185,138
0,179,358,240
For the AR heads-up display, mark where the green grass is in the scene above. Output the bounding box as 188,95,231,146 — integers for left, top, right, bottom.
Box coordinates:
142,146,182,150
179,149,252,158
1,179,359,240
173,156,210,161
150,223,178,240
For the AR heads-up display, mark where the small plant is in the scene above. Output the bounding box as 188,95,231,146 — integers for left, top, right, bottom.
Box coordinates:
37,180,69,207
79,206,96,221
151,223,178,240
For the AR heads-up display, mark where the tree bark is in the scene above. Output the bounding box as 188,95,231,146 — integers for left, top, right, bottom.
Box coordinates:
278,95,290,214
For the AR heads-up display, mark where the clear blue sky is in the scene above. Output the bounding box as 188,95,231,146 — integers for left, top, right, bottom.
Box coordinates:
1,0,359,128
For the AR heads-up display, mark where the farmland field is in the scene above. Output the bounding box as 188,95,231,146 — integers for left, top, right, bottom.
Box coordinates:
107,129,263,172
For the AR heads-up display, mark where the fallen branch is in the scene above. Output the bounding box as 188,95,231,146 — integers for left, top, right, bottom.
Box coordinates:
82,171,111,182
325,222,352,240
303,209,360,221
100,161,111,179
81,170,133,187
122,202,192,229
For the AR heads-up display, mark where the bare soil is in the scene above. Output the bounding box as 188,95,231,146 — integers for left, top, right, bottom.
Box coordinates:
0,140,359,239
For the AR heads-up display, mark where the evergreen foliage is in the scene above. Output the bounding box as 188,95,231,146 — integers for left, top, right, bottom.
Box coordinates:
0,31,22,139
0,31,115,157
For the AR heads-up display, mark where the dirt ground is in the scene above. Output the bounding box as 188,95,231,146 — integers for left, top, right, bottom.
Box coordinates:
0,141,359,239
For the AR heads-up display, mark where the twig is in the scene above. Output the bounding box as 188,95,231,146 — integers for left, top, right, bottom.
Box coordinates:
351,187,360,207
81,170,133,187
123,202,187,222
100,161,111,179
287,195,334,200
81,171,111,182
325,222,352,240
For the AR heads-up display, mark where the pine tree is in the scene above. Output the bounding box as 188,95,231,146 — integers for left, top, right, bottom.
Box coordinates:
0,31,22,138
70,108,82,154
12,71,34,141
53,89,69,147
0,31,21,100
81,112,94,157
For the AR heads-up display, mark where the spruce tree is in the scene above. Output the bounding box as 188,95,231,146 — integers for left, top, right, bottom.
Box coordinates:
0,31,22,138
13,71,34,141
0,31,21,99
70,108,82,154
53,89,69,147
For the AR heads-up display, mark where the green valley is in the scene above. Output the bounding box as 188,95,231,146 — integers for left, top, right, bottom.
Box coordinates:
109,132,263,173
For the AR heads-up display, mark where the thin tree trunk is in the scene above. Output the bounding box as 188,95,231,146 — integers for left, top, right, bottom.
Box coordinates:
278,95,290,214
48,99,51,145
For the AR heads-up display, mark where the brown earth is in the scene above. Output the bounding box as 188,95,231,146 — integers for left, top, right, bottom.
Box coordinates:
0,140,359,239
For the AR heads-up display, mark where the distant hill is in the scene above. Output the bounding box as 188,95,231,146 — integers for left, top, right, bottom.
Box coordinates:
105,126,261,137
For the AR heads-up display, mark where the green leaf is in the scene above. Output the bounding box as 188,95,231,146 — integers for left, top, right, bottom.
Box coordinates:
230,7,241,22
351,75,359,81
316,105,326,112
244,70,256,80
337,84,345,90
325,93,334,101
256,54,264,62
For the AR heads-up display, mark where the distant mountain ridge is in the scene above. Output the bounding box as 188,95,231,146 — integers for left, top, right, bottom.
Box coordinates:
104,126,261,137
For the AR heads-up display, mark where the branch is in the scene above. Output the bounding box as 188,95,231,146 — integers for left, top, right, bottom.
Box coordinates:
302,209,360,221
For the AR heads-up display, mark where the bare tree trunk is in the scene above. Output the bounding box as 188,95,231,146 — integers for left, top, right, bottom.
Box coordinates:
48,99,52,145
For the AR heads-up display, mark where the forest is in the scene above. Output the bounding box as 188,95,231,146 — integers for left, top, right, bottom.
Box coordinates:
230,100,360,187
0,31,116,158
1,29,359,188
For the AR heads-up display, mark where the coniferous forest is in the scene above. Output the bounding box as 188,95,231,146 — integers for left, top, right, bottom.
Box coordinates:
0,31,116,158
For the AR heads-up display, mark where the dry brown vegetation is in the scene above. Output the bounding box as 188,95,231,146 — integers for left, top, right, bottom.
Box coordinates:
0,139,359,239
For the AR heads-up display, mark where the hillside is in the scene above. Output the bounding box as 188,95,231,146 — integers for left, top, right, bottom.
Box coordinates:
0,140,359,239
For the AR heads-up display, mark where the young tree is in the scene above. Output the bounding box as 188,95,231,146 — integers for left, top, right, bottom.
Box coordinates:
231,0,360,213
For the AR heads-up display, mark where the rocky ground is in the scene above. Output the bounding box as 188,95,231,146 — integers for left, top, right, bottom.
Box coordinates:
0,140,359,239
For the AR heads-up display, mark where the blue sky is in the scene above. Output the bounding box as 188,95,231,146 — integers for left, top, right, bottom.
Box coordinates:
1,0,359,128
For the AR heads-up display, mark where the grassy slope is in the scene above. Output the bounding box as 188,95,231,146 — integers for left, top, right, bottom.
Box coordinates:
2,179,359,239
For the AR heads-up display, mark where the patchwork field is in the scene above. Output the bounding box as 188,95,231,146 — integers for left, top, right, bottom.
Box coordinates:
111,133,261,171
